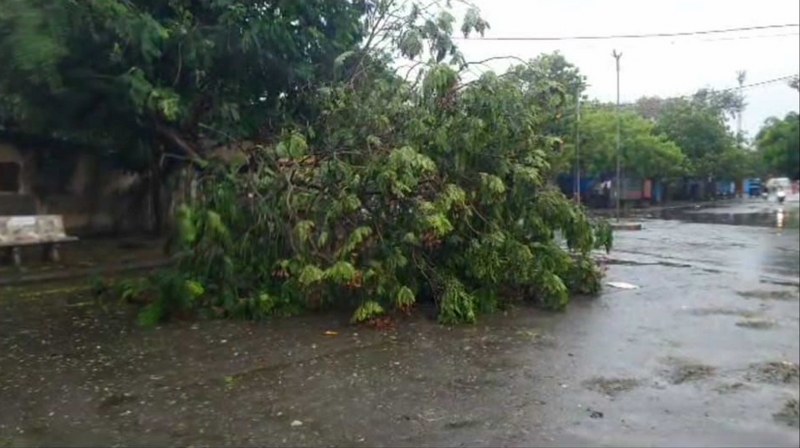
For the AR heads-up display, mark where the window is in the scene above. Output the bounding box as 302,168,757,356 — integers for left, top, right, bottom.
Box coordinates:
0,162,21,193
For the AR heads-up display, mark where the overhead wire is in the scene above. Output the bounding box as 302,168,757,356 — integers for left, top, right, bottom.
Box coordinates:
577,74,799,111
454,23,799,41
447,22,798,112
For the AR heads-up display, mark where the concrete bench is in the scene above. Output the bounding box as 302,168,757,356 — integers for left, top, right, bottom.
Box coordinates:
0,215,78,266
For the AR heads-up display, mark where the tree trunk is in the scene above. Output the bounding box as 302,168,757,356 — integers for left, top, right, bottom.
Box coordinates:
150,152,163,237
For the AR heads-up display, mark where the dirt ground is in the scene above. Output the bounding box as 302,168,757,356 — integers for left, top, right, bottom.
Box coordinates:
1,199,798,447
0,237,166,285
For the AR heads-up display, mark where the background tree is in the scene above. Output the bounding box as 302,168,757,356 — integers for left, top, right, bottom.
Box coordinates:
654,95,737,181
557,107,686,181
756,112,800,180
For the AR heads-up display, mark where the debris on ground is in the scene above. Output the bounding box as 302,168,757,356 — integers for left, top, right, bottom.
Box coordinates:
587,408,604,419
737,289,800,301
773,399,799,427
713,382,754,395
747,361,800,384
583,377,640,397
735,318,777,329
366,316,396,332
685,307,759,318
606,282,639,290
444,419,480,429
662,358,716,385
290,420,303,427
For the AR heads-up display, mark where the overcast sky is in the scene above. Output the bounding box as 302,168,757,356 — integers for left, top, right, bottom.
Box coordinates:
455,0,799,138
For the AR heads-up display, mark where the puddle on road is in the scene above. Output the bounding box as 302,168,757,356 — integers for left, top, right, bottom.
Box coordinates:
657,207,800,228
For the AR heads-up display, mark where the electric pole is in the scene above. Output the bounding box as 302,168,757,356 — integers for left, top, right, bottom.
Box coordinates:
574,86,581,205
736,70,746,147
613,50,622,222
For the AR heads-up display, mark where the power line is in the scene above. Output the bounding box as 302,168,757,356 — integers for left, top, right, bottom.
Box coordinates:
695,31,799,43
579,74,798,111
456,23,799,41
708,75,797,94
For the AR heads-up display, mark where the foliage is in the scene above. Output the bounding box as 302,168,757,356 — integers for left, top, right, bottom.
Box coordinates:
507,52,586,173
653,96,738,179
1,0,612,325
0,0,366,167
756,112,800,180
161,57,612,324
557,107,687,180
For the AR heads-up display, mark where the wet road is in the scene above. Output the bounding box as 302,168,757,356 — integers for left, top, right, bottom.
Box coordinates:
1,200,798,447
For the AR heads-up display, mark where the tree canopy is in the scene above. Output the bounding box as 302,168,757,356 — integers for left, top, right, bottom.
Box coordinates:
557,107,686,180
756,112,800,180
0,0,366,167
652,95,749,180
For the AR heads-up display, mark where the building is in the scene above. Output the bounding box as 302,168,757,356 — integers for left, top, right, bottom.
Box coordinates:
0,136,152,235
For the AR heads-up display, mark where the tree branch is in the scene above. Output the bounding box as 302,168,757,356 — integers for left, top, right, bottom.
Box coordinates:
155,122,204,163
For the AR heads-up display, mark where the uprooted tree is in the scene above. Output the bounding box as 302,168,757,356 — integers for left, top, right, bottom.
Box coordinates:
142,2,611,325
0,0,612,325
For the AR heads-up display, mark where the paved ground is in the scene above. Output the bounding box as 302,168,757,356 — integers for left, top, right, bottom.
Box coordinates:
1,199,798,447
0,237,166,285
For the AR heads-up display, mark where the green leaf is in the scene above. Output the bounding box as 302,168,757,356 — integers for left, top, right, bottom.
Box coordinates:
295,220,315,243
339,226,372,257
396,286,415,308
298,264,324,286
325,261,357,284
184,280,205,298
287,133,308,158
350,300,385,323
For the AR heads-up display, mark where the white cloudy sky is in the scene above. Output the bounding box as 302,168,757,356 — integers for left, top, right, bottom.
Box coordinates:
454,0,799,138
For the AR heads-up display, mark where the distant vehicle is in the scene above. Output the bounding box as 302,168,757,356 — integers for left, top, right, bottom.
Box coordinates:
766,177,792,194
777,188,786,204
744,178,762,198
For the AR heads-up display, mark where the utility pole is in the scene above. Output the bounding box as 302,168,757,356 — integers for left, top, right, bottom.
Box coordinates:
736,70,746,147
735,70,746,198
612,50,622,222
574,86,581,205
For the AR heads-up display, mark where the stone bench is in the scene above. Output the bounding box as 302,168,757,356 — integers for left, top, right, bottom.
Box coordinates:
0,215,78,266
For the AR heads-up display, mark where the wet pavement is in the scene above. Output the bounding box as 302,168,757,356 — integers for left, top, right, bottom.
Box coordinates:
1,200,798,447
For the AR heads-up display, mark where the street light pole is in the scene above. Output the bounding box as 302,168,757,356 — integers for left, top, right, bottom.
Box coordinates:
612,50,622,222
736,70,746,147
574,86,581,205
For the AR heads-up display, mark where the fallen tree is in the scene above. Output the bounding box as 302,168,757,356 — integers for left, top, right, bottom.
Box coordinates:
145,62,612,325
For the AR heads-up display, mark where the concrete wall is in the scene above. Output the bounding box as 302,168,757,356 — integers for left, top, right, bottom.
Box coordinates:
0,143,28,194
0,141,152,235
